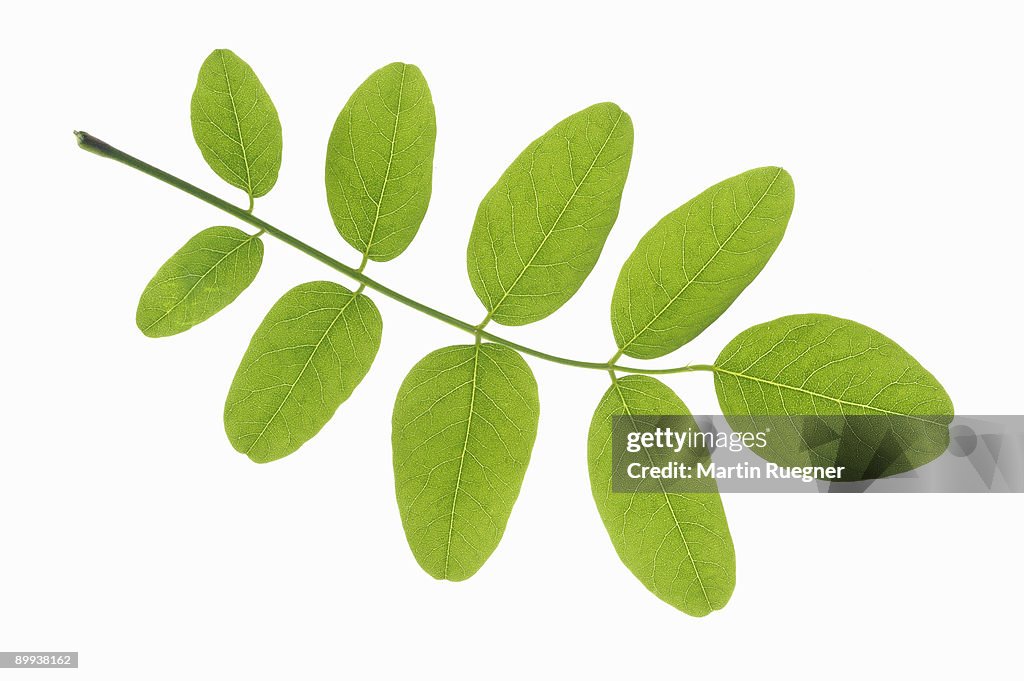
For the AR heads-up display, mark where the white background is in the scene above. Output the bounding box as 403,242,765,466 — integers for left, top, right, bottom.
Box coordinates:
3,1,1022,678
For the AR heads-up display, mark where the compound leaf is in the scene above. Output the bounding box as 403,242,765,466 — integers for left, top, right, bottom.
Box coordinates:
589,375,735,616
191,49,283,201
326,62,436,261
612,167,794,359
136,226,263,338
468,102,633,326
224,281,381,463
393,343,539,581
714,314,954,479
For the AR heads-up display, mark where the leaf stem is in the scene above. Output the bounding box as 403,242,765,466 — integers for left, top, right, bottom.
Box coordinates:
74,131,714,378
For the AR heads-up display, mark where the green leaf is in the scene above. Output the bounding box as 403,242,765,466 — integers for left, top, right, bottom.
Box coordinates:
467,102,634,326
136,226,263,338
588,375,735,616
611,167,795,359
714,314,954,479
325,63,436,261
393,343,539,581
224,281,381,463
191,49,283,201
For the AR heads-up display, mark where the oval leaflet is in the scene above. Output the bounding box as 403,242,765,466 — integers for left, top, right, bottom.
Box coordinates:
589,374,736,616
136,226,263,338
326,62,436,261
393,343,539,581
714,314,954,479
191,49,283,201
468,102,634,326
224,281,382,463
611,167,795,359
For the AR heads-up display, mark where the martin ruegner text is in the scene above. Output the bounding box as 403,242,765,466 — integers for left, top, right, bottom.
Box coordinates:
625,461,846,483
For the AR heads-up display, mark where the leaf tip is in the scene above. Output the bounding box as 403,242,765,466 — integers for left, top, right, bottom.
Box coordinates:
207,47,235,60
385,61,423,75
592,101,633,127
136,323,164,340
135,306,168,339
776,165,794,184
762,165,795,194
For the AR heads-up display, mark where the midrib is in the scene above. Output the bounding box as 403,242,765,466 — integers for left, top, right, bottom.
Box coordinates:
712,365,947,424
219,50,253,198
444,343,481,578
364,64,406,256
